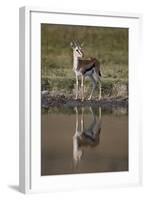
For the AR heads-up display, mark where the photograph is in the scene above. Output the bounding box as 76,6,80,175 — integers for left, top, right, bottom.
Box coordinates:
41,23,128,176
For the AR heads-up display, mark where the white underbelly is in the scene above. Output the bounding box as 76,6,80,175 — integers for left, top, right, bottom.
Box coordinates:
74,68,97,78
75,70,82,76
85,70,93,76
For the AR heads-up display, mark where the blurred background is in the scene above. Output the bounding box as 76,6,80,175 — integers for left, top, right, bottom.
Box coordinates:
41,24,128,98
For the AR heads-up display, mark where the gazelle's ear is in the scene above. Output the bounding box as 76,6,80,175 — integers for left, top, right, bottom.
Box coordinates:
70,41,74,48
80,42,84,47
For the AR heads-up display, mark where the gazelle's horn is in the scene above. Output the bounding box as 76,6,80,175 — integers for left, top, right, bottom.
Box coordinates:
70,40,76,48
80,41,84,47
73,40,77,46
76,40,80,47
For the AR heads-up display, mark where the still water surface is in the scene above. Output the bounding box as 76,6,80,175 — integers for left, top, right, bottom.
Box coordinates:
41,107,128,176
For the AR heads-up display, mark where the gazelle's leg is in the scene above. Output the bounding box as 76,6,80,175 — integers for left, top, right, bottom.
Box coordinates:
98,106,101,119
84,107,96,139
73,107,79,163
75,75,79,99
89,107,96,133
81,75,84,101
98,78,102,100
97,106,102,137
89,106,93,116
88,75,96,100
74,107,79,132
81,107,84,132
73,107,82,167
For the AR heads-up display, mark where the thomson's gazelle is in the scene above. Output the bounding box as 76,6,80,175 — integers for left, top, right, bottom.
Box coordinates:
70,41,101,100
73,107,102,166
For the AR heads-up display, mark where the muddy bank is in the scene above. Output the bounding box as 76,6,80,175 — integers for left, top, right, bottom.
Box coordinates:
42,93,128,109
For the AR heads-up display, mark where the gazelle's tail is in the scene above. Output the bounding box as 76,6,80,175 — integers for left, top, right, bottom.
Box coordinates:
93,66,101,81
99,70,101,77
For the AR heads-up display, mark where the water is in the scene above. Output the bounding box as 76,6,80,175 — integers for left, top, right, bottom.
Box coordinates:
41,106,128,176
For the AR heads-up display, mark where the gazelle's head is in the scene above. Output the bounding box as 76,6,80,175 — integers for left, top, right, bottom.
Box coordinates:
70,41,84,58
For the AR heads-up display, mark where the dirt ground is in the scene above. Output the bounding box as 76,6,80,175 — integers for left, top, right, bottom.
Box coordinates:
41,93,128,109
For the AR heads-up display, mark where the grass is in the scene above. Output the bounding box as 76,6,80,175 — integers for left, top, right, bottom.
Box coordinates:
41,24,128,97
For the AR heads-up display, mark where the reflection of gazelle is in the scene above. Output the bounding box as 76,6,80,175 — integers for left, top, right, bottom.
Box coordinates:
73,106,102,166
70,41,102,101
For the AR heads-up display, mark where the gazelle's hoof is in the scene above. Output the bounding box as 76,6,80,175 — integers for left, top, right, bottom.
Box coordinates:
88,97,91,100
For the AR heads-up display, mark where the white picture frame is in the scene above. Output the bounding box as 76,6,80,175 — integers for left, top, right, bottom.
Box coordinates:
19,6,142,194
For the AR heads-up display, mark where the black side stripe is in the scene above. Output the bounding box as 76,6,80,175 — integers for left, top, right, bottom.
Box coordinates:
99,70,101,77
82,131,96,141
83,64,95,75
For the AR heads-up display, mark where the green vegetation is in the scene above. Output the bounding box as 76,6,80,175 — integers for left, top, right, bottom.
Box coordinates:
41,24,128,97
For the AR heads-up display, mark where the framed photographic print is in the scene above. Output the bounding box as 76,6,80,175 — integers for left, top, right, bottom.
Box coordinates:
19,6,142,193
